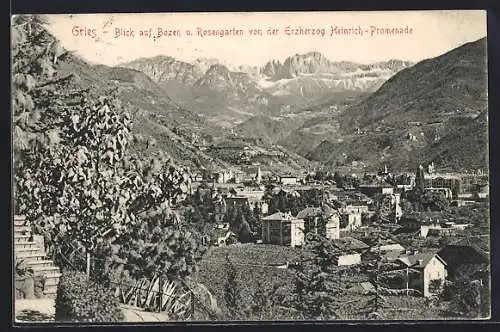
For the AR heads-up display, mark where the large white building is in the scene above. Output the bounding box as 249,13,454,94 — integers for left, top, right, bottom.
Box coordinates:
261,212,305,247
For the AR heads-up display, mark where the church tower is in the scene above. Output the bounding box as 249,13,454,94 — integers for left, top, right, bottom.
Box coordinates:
256,167,262,184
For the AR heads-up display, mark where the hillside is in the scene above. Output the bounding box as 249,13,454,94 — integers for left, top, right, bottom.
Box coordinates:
233,115,302,143
341,38,487,131
278,93,368,156
54,53,232,171
305,38,488,171
52,45,312,175
119,55,204,84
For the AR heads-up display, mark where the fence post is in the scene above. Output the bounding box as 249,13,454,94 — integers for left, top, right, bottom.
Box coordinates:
158,275,162,313
191,290,195,318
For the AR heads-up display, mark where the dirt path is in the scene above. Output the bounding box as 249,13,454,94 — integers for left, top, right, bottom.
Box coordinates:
15,299,55,322
14,299,171,323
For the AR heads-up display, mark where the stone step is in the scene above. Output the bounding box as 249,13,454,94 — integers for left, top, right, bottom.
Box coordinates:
14,241,39,250
43,284,58,296
44,273,61,286
14,217,27,226
14,234,31,242
32,266,61,277
24,259,56,268
14,227,31,236
14,225,31,231
15,251,46,260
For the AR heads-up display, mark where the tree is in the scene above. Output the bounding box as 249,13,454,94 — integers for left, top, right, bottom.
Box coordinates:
13,16,194,278
444,277,489,318
288,233,346,319
12,15,69,156
415,165,425,194
373,194,395,223
222,254,249,319
224,204,254,243
420,191,450,211
109,207,205,283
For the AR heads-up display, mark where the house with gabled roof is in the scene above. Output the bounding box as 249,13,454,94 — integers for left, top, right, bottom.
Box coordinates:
396,252,448,297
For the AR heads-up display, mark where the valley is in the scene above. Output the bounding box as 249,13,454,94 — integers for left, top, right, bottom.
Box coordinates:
54,37,488,176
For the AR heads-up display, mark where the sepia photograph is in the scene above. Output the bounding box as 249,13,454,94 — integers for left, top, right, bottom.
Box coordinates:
11,10,490,323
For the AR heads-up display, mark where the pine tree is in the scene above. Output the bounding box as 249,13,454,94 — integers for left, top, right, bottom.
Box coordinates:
222,254,247,319
415,165,425,194
288,233,345,319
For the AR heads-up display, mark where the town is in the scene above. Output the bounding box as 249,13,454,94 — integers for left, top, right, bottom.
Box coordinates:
181,161,489,317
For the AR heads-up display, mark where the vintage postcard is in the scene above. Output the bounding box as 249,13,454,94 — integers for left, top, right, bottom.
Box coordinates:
12,11,489,323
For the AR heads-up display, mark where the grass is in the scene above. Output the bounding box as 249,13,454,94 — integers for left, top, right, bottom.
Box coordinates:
194,244,302,316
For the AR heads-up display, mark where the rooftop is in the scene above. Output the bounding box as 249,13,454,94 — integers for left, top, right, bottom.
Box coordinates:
397,252,446,268
261,212,296,221
332,237,370,252
296,205,338,219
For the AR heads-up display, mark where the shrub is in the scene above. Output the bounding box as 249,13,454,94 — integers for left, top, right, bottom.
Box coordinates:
55,271,124,322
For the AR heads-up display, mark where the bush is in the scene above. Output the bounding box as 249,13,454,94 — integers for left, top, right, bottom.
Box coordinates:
55,271,124,322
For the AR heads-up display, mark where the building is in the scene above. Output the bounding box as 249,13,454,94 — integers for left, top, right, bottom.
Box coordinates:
420,222,470,237
358,184,394,197
296,206,340,240
344,204,369,214
261,212,305,247
230,188,268,215
477,184,489,199
424,187,453,199
279,176,298,185
214,169,234,184
423,173,488,198
331,237,370,266
255,167,262,184
374,243,406,254
396,253,448,297
340,211,362,231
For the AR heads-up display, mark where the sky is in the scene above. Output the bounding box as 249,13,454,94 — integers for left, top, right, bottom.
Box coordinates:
42,10,487,67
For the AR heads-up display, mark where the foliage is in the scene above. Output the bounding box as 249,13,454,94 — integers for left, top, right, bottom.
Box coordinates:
12,15,68,155
223,204,258,243
429,279,443,296
443,277,490,318
13,14,196,281
287,233,347,319
372,193,395,223
15,258,37,299
266,188,324,216
115,274,192,319
195,244,299,317
101,208,206,283
15,258,34,278
222,254,248,319
55,271,124,322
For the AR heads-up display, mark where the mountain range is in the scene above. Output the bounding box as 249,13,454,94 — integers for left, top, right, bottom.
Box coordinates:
302,38,488,171
120,53,413,127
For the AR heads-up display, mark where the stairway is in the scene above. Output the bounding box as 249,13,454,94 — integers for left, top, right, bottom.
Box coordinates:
14,215,61,298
